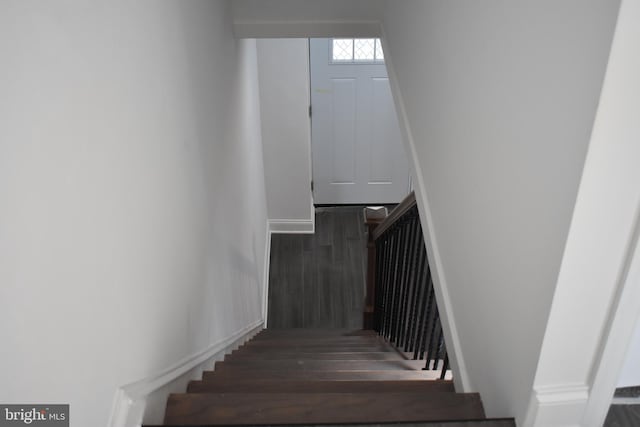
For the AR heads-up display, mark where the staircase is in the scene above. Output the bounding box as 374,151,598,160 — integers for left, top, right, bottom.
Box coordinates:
150,329,515,426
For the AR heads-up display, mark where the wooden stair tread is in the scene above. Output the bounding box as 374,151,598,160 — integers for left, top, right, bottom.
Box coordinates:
163,392,485,425
203,369,445,381
187,379,455,393
226,351,406,360
247,334,382,345
256,328,376,336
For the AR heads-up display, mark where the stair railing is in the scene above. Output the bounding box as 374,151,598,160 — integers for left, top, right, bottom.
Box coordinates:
364,192,449,379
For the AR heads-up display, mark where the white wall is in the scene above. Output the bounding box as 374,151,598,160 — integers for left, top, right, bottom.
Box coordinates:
619,319,640,388
380,0,619,424
0,1,268,426
256,39,314,232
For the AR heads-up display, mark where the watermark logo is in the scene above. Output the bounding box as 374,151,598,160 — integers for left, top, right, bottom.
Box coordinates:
0,405,68,426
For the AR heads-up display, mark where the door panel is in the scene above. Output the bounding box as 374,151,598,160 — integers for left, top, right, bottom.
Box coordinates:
310,38,409,204
370,78,395,184
331,78,357,184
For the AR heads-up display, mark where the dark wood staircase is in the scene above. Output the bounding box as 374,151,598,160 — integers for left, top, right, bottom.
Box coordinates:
148,329,515,427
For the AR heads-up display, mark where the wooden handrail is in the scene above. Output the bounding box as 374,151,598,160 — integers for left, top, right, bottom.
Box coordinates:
372,191,417,240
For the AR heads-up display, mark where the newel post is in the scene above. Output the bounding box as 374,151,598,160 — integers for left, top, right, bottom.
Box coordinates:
363,207,387,330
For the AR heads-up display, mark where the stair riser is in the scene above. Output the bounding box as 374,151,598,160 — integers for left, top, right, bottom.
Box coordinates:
250,336,380,341
202,370,445,381
226,352,404,360
244,343,391,349
254,330,377,338
187,379,455,393
232,346,393,353
215,359,427,371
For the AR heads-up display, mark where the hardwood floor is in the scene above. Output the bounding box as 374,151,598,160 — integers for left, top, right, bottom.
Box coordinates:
605,405,640,426
267,207,369,329
604,387,640,426
615,386,640,398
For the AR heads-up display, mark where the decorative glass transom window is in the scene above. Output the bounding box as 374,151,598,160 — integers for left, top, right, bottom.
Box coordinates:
331,38,384,63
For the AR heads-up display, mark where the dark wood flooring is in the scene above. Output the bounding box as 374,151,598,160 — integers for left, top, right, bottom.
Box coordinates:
615,386,640,398
605,404,640,426
267,207,368,329
604,387,640,426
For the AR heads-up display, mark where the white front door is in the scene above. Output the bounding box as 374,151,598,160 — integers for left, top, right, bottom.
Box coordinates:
310,38,410,205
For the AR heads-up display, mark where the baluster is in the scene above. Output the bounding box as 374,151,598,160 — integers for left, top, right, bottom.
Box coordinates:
419,277,436,361
373,238,384,332
380,234,392,337
422,288,438,364
400,211,422,350
381,229,390,338
384,227,400,339
413,266,432,360
387,224,402,341
425,315,442,370
396,213,416,346
440,352,449,380
390,218,410,344
405,227,427,354
386,225,399,342
435,325,445,370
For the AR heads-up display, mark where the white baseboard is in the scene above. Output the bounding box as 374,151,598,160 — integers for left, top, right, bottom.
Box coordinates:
107,321,263,427
522,384,590,427
268,218,315,234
